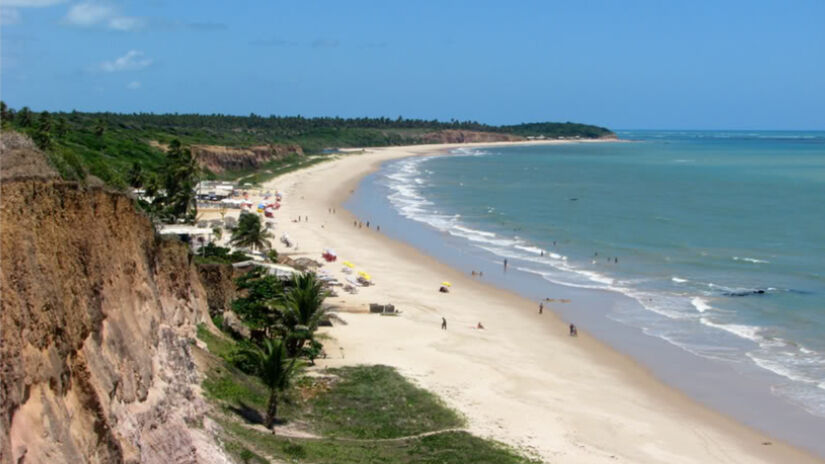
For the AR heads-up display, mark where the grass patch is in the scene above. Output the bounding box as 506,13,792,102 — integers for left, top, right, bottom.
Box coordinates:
197,323,236,359
221,419,538,464
197,328,537,463
305,365,464,439
197,324,270,413
223,440,268,464
202,364,269,412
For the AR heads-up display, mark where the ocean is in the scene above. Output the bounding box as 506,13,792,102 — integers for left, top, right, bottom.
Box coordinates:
346,131,825,440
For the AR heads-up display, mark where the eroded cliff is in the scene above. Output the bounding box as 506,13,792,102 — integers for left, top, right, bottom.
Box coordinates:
190,144,303,174
0,133,231,464
416,130,524,144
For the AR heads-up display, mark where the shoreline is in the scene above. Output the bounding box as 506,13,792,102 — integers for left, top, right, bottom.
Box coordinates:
250,140,822,463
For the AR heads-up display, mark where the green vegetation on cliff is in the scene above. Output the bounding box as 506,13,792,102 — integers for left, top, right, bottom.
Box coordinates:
1,102,613,189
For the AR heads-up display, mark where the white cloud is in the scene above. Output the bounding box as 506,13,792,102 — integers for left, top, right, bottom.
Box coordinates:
63,2,143,30
64,2,111,26
2,0,63,25
126,80,141,89
100,50,152,72
108,16,143,31
0,8,22,25
3,0,66,6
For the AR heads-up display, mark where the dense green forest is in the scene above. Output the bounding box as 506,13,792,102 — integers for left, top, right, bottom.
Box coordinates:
0,102,613,188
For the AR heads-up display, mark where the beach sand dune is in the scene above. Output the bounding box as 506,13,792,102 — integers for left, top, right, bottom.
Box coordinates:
237,141,820,463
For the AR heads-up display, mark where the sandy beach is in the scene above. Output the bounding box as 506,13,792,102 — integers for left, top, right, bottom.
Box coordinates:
224,141,821,463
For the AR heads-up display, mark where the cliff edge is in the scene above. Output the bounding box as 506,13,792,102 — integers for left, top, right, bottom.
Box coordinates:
0,132,230,464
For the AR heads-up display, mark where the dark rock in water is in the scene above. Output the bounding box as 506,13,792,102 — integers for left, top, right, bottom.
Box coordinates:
724,289,766,297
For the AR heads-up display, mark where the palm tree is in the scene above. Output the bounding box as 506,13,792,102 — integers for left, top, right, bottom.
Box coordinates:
280,272,328,357
18,107,33,127
240,338,299,428
160,140,199,223
128,162,144,188
230,212,273,251
93,118,106,137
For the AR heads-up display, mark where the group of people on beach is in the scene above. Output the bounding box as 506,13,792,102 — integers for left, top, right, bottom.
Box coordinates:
353,219,379,231
440,317,484,330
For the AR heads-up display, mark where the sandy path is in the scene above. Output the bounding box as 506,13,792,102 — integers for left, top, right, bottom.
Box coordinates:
233,141,820,463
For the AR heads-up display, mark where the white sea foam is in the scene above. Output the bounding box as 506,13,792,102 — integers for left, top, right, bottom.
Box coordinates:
453,225,496,238
733,256,770,264
449,147,491,157
514,244,545,255
699,317,762,343
672,276,688,283
691,297,712,313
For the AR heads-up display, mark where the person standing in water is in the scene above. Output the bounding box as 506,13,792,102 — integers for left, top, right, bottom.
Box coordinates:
441,317,447,330
503,258,508,271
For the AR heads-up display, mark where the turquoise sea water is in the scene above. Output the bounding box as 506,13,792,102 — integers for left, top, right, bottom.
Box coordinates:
374,131,825,418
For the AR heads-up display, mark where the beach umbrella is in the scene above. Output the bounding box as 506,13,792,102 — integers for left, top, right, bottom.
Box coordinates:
342,261,355,268
441,281,452,287
358,271,372,281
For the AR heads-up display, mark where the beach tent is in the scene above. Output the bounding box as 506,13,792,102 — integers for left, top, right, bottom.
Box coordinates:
322,248,338,262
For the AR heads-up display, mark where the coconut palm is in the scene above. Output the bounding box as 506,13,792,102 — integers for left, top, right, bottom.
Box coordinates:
230,212,273,251
161,140,199,223
240,338,299,428
280,272,328,357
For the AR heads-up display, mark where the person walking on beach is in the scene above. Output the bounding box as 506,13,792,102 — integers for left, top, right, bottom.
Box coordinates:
569,323,578,337
441,317,447,330
539,302,544,314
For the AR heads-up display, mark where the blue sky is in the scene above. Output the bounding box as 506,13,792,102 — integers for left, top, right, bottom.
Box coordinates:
2,0,824,129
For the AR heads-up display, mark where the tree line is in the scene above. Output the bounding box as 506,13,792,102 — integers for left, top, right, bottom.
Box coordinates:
2,102,613,140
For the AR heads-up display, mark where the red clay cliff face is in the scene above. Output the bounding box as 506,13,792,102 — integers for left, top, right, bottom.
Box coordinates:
415,130,524,144
190,143,304,173
0,134,229,464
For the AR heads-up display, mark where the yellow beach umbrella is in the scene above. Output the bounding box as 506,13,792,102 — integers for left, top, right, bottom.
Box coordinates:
441,281,452,287
358,271,372,281
342,261,355,268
